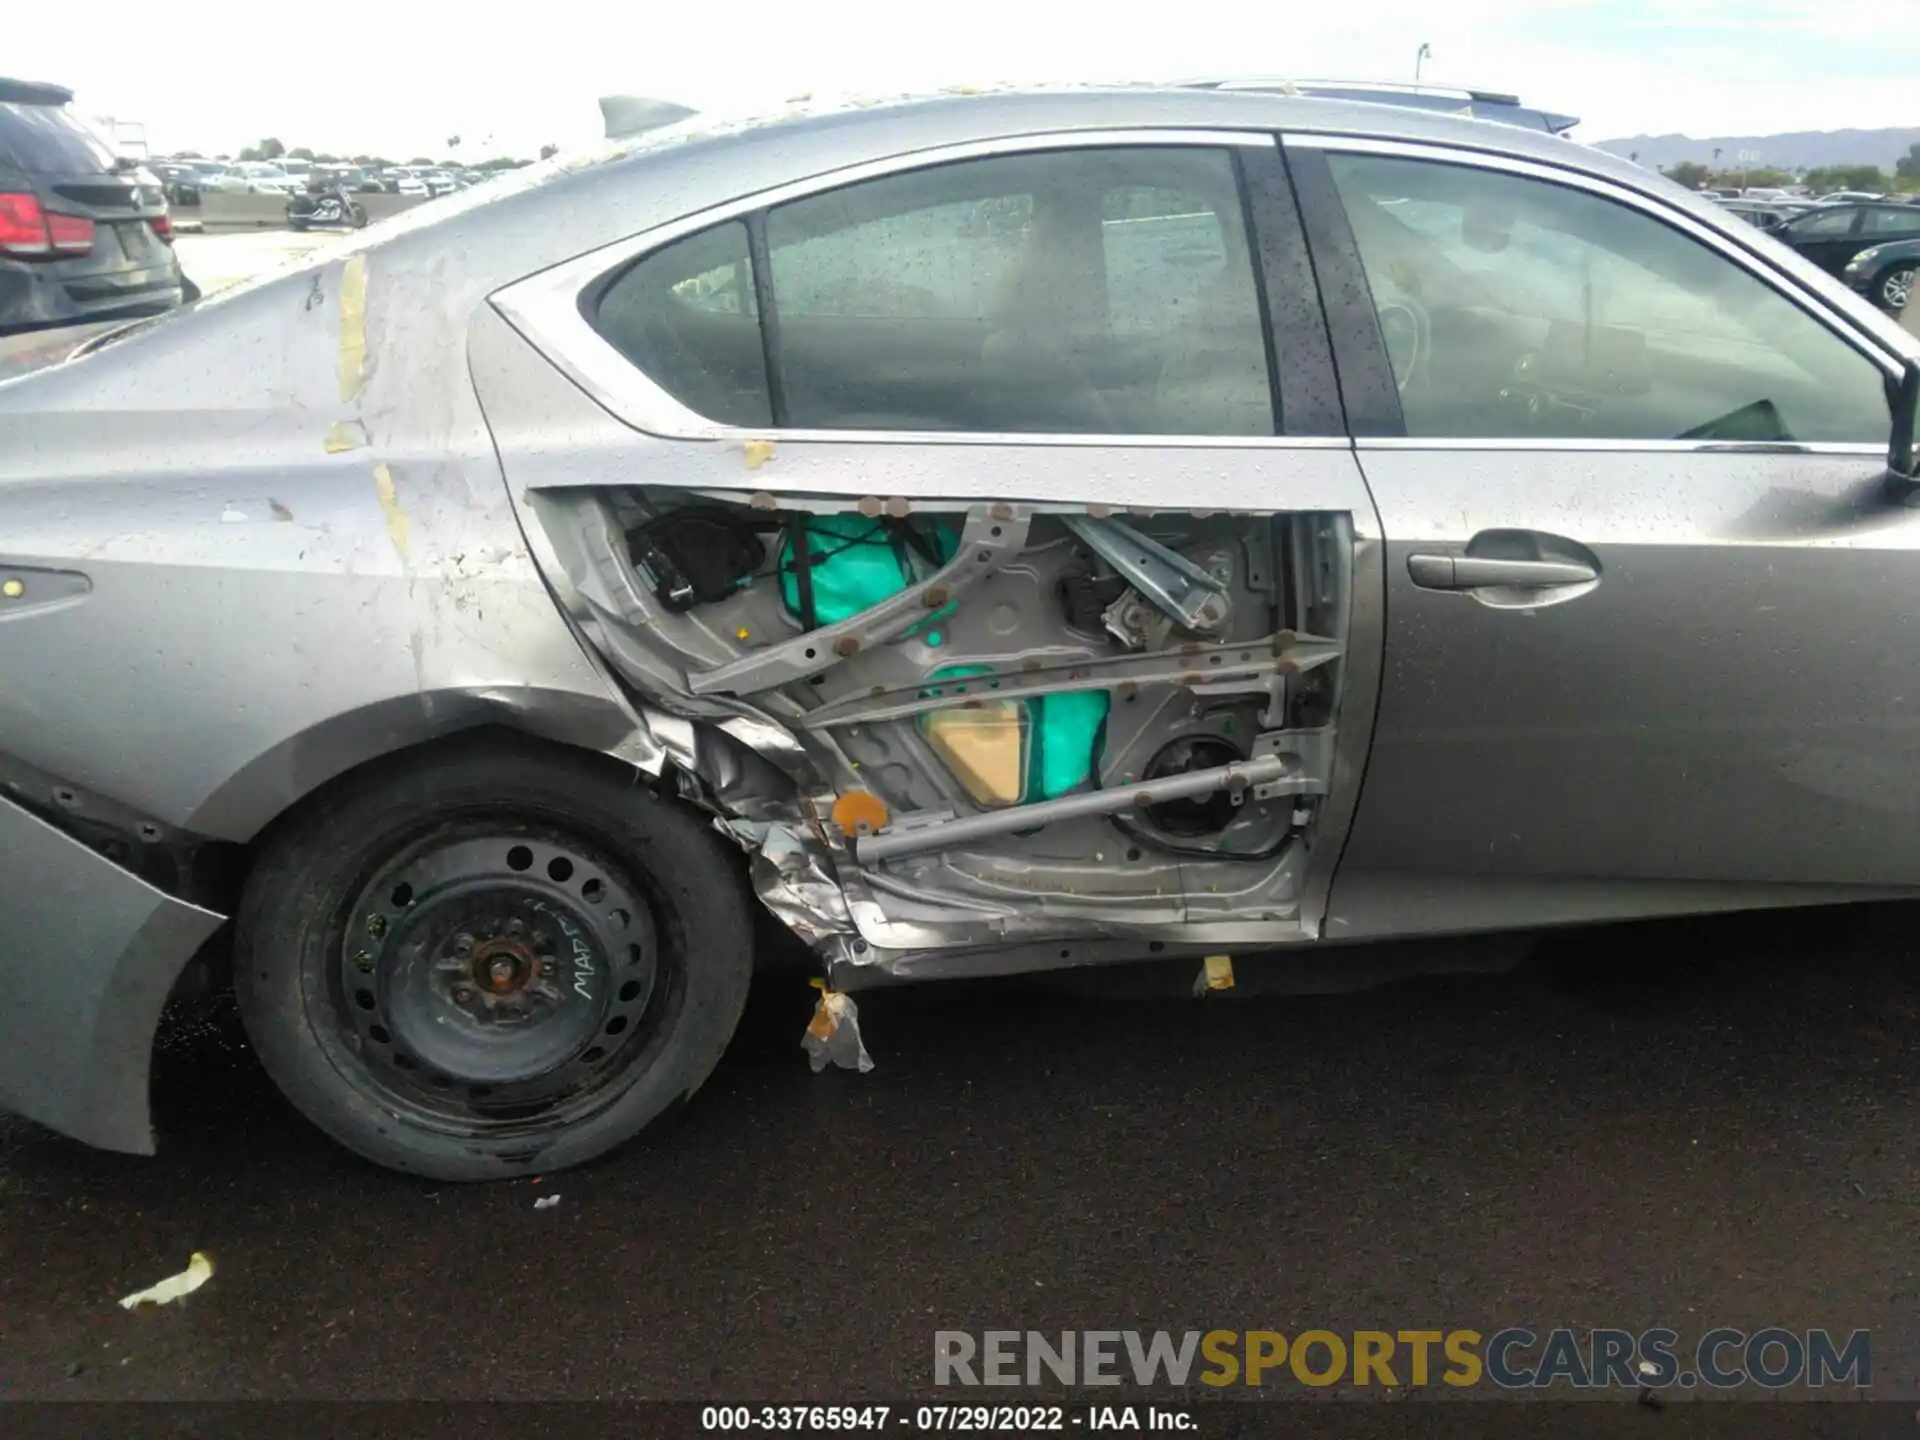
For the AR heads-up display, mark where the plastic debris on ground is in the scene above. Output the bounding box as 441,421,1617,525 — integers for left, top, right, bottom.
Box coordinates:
803,980,875,1074
1193,954,1236,996
118,1252,214,1310
533,1194,562,1211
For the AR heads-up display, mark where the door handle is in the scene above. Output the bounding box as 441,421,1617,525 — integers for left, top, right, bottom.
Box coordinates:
1407,554,1599,590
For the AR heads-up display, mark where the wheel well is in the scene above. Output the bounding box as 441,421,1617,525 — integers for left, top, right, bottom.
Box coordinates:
174,719,808,1009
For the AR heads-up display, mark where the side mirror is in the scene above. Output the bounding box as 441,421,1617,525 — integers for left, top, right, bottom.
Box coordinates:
1886,358,1919,496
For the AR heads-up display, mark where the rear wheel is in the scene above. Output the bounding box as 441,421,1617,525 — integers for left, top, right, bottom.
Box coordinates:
235,739,755,1180
1879,265,1916,312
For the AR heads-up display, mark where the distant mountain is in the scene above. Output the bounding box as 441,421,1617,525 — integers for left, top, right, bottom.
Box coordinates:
1594,128,1920,174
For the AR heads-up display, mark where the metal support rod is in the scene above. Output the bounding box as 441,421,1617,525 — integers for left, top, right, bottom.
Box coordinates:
853,754,1289,864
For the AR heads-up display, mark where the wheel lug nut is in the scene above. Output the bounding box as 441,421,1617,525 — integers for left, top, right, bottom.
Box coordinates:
452,933,475,957
365,913,387,939
539,958,556,978
353,950,375,974
453,985,475,1004
505,919,526,938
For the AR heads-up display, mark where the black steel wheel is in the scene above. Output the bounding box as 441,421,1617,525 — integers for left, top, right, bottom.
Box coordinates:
236,736,755,1180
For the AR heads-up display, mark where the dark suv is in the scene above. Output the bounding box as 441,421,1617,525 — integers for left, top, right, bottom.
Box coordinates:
0,77,185,336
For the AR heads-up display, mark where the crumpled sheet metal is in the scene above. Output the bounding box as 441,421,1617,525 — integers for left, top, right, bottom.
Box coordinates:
803,984,874,1074
725,820,857,945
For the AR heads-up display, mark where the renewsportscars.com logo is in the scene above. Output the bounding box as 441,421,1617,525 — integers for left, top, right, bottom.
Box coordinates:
933,1328,1871,1391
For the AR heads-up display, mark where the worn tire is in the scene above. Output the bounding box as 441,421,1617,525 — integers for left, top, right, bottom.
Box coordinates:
234,736,754,1180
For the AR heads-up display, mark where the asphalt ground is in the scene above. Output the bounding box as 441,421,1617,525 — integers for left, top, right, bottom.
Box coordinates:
1,901,1917,1425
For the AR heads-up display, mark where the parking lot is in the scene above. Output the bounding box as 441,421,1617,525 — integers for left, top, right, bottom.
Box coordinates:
2,902,1917,1407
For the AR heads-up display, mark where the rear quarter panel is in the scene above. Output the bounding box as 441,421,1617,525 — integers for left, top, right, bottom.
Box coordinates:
0,249,637,842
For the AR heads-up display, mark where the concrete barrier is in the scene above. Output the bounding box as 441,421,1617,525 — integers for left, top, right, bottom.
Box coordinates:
178,190,433,230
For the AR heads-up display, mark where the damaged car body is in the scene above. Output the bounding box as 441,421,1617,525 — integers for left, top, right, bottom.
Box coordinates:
4,85,1920,1180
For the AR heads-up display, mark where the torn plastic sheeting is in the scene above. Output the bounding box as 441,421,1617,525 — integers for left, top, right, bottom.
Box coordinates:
1194,954,1235,996
118,1252,213,1310
803,983,874,1074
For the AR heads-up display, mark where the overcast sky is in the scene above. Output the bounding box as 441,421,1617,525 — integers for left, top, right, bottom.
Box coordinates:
13,0,1920,160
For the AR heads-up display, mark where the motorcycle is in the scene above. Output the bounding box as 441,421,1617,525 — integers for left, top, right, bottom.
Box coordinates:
286,187,369,232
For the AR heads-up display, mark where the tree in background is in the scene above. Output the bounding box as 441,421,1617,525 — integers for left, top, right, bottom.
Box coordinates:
1803,164,1890,193
539,143,559,160
236,137,286,162
1896,143,1920,188
288,146,315,161
1664,161,1711,189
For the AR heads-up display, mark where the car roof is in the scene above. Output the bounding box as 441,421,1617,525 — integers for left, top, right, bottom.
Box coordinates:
586,85,1626,192
0,77,75,107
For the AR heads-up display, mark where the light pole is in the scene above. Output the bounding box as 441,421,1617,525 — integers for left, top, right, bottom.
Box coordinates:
1415,43,1432,82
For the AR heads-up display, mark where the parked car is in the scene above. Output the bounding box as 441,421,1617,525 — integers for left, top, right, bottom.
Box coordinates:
1814,190,1888,205
229,161,298,195
185,160,242,192
150,162,202,206
380,168,429,197
1180,77,1578,134
3,85,1918,1182
1711,197,1807,231
1841,237,1920,312
1769,201,1920,275
409,167,459,197
0,77,186,335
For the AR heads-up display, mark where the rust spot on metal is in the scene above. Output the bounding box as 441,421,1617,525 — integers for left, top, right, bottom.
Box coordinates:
884,496,911,518
1068,667,1089,680
1179,642,1201,657
833,636,861,657
1021,659,1042,672
1272,629,1298,652
870,685,887,698
961,699,984,710
857,496,884,517
269,499,294,522
1134,792,1156,807
1179,672,1204,687
1117,681,1139,700
923,585,950,609
1277,659,1302,677
743,439,775,469
989,502,1014,521
749,490,778,510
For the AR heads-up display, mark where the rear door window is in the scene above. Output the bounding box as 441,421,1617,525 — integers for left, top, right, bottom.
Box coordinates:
763,147,1273,435
0,102,116,173
590,145,1278,438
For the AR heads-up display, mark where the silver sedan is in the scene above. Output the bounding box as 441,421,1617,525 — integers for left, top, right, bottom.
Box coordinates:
3,85,1917,1179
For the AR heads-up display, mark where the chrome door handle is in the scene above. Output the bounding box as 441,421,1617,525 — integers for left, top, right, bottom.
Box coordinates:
1407,554,1599,590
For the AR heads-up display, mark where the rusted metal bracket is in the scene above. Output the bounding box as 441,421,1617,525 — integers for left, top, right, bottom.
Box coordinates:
686,505,1033,698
